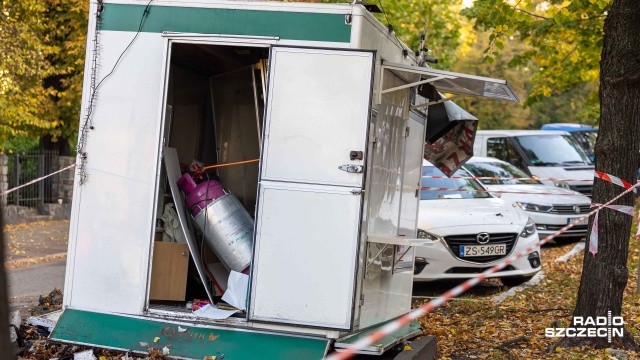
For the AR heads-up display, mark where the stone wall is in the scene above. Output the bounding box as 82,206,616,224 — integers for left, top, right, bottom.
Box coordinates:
0,155,7,208
51,156,76,204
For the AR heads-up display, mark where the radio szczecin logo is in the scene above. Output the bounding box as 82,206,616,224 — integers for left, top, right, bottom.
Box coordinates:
545,311,623,343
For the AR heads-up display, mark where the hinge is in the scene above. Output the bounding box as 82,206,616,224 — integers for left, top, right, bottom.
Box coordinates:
351,189,364,195
359,294,365,306
415,189,419,198
405,126,410,137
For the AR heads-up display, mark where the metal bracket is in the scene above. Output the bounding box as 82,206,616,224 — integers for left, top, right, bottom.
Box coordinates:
410,94,473,110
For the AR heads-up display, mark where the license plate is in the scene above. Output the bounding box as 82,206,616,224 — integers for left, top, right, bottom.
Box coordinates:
459,244,507,257
567,217,588,225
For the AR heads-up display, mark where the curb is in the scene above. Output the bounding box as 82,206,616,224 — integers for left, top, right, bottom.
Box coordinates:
5,252,67,269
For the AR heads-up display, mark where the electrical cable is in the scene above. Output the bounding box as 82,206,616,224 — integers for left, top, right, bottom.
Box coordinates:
76,0,154,184
376,0,411,57
203,158,259,170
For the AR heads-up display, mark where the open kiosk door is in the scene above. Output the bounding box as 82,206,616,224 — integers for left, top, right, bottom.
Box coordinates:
249,46,375,330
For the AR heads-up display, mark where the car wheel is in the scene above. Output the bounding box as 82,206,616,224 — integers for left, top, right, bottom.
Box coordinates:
501,276,534,287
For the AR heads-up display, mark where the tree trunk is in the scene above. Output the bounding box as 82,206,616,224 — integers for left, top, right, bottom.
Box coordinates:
557,0,640,351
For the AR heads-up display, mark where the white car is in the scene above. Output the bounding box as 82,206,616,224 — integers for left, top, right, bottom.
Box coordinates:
464,157,592,244
414,161,541,286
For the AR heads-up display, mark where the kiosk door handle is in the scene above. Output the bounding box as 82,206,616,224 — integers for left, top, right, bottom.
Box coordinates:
339,164,363,173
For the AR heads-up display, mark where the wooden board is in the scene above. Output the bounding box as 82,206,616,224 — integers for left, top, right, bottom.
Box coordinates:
149,242,190,301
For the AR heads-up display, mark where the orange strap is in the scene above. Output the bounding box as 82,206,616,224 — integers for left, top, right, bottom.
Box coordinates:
203,158,260,170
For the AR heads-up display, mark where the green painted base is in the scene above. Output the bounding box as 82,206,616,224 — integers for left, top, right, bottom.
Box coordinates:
50,309,329,359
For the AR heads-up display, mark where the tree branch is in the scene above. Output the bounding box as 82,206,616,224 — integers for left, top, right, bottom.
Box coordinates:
514,7,549,20
494,336,528,360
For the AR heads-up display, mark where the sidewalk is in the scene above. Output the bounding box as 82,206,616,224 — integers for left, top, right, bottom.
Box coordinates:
4,220,69,263
4,220,69,316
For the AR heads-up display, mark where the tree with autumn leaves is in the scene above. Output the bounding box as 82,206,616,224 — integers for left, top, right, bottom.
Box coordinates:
464,0,640,351
0,0,88,153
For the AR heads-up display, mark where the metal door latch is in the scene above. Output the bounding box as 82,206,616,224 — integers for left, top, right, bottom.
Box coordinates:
339,164,364,173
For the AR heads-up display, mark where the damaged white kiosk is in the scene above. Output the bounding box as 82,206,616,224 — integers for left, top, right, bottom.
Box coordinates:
51,1,518,358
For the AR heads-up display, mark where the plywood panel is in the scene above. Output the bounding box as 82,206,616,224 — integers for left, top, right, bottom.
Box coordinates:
149,242,190,301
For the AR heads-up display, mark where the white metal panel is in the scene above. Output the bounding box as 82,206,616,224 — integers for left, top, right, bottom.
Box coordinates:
260,47,374,187
358,241,413,329
366,86,408,237
249,182,361,329
65,32,164,314
359,77,413,329
398,113,426,237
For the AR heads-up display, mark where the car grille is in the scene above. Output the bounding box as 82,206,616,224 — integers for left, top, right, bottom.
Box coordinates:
569,185,593,196
444,233,518,263
550,204,591,215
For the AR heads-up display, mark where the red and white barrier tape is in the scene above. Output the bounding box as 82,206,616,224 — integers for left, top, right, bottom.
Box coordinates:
423,171,636,193
422,175,592,182
326,183,639,360
595,171,637,192
589,204,636,255
0,163,76,197
420,187,585,196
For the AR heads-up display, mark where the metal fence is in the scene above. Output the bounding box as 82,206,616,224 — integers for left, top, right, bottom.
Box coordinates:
6,150,60,207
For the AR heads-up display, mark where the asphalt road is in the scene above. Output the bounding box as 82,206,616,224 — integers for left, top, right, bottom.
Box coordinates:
4,220,69,315
7,259,66,314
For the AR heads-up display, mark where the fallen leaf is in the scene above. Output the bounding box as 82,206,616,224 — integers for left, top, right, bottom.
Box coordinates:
153,337,160,343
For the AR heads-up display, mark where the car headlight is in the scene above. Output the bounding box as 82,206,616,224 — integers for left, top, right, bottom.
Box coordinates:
553,180,571,190
520,218,537,238
517,202,553,212
417,229,440,241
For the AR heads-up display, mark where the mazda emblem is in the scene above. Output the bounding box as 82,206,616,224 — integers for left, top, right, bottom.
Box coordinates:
573,205,580,214
476,232,490,244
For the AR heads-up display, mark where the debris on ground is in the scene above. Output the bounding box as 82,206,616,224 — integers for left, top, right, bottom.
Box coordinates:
30,288,63,316
17,342,167,360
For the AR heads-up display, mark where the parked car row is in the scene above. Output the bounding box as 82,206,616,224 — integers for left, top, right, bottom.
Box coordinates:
414,154,592,286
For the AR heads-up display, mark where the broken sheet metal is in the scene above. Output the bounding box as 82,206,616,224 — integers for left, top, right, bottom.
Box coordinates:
420,84,479,176
193,304,238,320
163,147,214,303
424,119,478,177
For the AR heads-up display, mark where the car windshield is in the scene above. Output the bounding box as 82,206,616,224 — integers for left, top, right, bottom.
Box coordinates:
570,131,597,160
464,161,541,185
421,166,490,200
514,135,592,166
